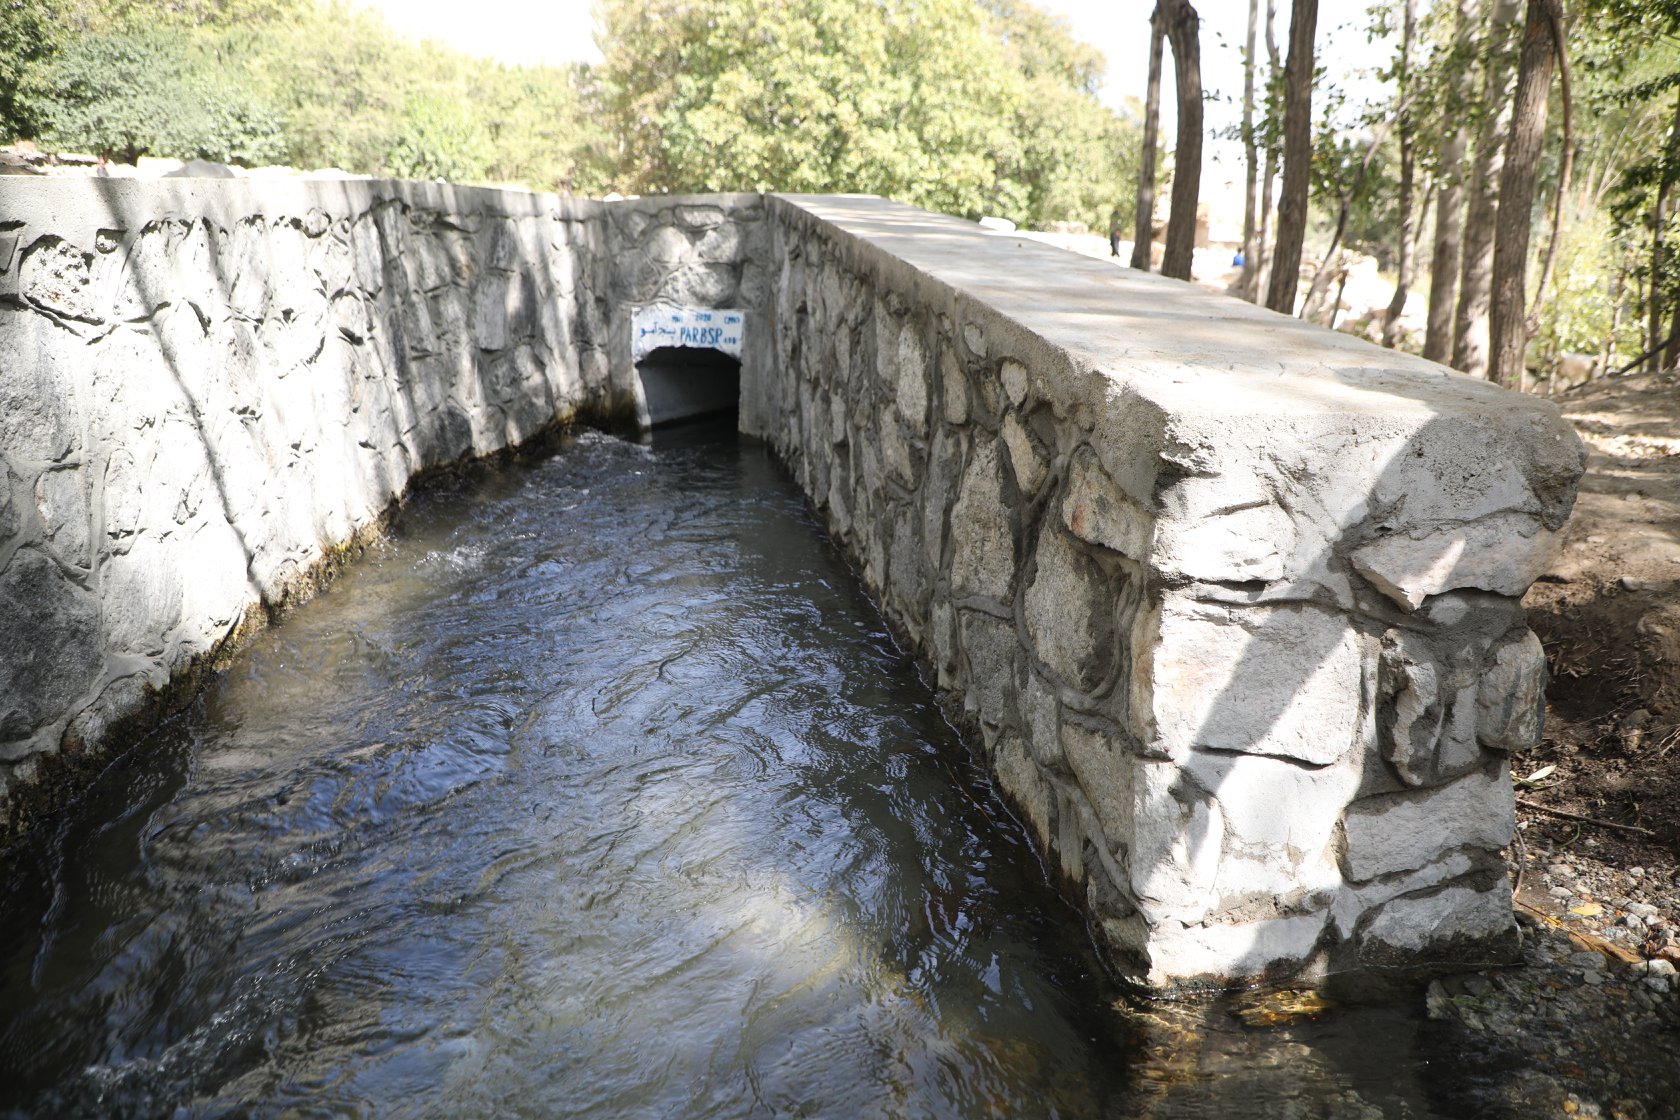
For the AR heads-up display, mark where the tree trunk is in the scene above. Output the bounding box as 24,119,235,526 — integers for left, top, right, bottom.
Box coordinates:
1301,202,1350,322
1648,88,1680,370
1423,0,1476,363
1666,283,1680,369
1636,271,1648,366
1253,150,1279,302
1416,175,1438,263
1382,0,1420,349
1265,0,1318,315
1488,0,1558,389
1528,5,1573,346
1603,263,1625,375
1303,245,1344,324
1240,0,1261,295
1431,26,1471,367
1160,0,1204,282
1302,110,1393,325
1651,174,1669,368
1246,0,1282,302
1329,263,1351,330
1452,0,1523,376
1131,10,1166,272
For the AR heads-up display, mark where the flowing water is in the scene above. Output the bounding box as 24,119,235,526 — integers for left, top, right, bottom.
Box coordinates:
1,424,1520,1118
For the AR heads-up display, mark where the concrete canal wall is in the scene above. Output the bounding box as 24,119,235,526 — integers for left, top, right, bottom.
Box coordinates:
0,179,1583,990
1,178,617,837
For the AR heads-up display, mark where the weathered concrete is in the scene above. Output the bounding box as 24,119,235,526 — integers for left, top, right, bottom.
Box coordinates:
0,180,1583,992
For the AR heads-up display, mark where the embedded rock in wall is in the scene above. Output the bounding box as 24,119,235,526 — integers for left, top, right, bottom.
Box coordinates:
0,177,616,829
757,194,1584,990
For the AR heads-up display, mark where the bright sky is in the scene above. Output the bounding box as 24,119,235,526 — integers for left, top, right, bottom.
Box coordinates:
354,0,598,68
355,0,1395,182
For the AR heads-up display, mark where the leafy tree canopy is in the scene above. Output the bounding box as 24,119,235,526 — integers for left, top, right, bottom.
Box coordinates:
0,0,78,138
3,0,1135,227
15,26,284,164
597,0,1138,227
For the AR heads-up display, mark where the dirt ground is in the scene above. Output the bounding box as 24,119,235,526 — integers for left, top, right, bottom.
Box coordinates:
1520,369,1680,887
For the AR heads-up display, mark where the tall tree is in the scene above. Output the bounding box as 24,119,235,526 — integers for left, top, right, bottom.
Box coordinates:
1666,237,1680,367
1159,0,1203,281
1651,90,1680,368
1246,0,1283,301
1424,0,1479,362
1525,0,1575,364
1452,0,1523,376
1383,0,1420,347
1489,0,1567,387
1240,0,1261,298
1132,9,1167,272
1300,129,1385,323
1578,0,1680,373
1266,0,1318,314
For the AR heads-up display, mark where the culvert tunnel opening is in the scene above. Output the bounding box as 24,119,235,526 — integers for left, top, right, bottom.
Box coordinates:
636,345,741,436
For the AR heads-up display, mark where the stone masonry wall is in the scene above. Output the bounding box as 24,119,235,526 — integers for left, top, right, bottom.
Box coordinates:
1,180,1585,992
0,177,622,832
595,193,776,428
757,195,1585,990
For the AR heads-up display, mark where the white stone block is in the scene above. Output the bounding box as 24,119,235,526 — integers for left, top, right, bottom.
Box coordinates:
1477,631,1546,752
1144,912,1329,988
1180,748,1361,904
1001,413,1045,496
1359,881,1514,955
1128,758,1221,925
1352,512,1563,611
896,324,928,425
1342,764,1513,882
1144,600,1366,765
1060,721,1130,842
1024,528,1110,691
1000,358,1028,406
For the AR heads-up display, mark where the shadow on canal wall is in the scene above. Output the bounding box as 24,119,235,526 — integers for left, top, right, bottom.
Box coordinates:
0,178,621,846
0,180,1585,991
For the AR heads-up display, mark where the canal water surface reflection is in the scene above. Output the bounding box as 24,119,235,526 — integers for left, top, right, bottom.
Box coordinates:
1,425,1510,1117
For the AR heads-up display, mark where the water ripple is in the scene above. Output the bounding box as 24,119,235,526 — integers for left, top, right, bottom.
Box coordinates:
0,425,1482,1119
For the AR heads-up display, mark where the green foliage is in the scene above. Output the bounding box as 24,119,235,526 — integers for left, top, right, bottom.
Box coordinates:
16,27,284,163
1564,4,1680,362
386,94,490,183
229,1,424,173
472,63,607,194
597,0,1137,227
1534,209,1644,362
221,1,605,188
989,1,1140,228
0,0,74,139
6,0,1127,225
